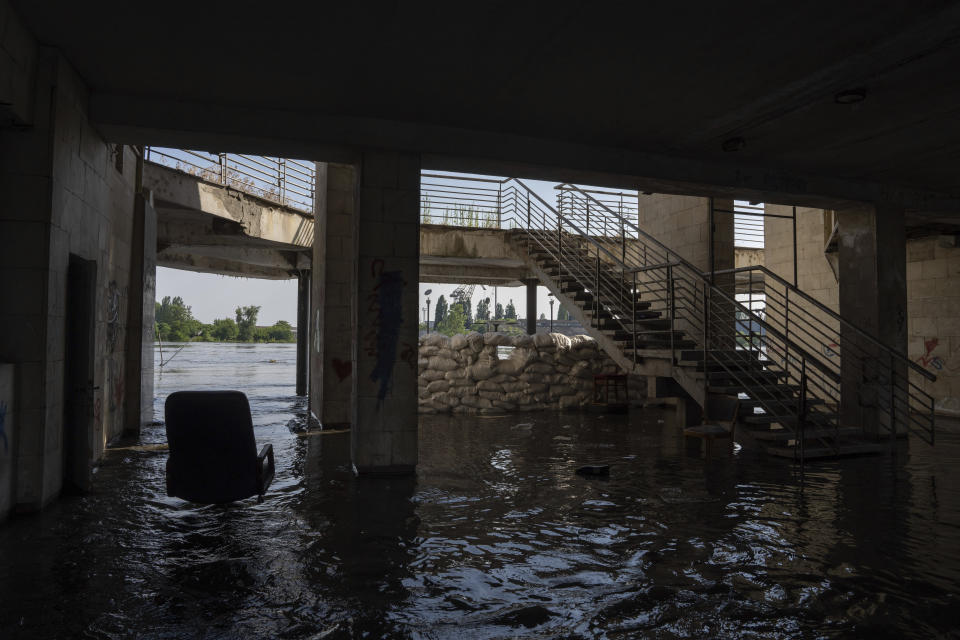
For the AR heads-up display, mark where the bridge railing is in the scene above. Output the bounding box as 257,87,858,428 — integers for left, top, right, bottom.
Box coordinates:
145,147,315,214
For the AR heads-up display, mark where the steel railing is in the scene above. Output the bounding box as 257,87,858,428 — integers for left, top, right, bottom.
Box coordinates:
145,147,315,214
418,172,937,452
553,184,936,452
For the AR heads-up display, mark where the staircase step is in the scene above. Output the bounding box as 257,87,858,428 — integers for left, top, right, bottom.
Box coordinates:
766,442,885,459
621,338,697,351
752,427,863,442
707,370,787,384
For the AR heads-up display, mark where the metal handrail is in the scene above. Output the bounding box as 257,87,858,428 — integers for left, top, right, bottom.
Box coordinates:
144,147,316,214
713,265,935,382
553,182,936,447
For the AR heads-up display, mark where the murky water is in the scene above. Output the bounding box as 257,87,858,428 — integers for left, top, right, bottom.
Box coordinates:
1,343,959,638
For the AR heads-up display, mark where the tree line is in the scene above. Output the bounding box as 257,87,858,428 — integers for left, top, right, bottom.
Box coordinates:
155,296,295,343
425,294,572,337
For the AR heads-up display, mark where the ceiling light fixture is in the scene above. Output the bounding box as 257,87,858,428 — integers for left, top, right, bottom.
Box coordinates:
834,88,866,104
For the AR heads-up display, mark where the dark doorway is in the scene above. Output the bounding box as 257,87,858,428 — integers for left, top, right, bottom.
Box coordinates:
63,255,97,494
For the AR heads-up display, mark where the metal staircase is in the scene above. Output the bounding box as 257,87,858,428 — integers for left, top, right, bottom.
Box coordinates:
487,178,937,461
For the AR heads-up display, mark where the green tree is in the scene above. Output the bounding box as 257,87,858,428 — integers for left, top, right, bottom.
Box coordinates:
235,305,261,342
495,303,504,319
433,295,448,329
505,299,517,320
436,302,467,336
268,320,295,342
556,304,570,321
210,317,240,341
155,296,201,342
476,297,491,322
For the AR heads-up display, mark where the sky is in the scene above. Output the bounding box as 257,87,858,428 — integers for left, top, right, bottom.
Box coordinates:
156,267,298,326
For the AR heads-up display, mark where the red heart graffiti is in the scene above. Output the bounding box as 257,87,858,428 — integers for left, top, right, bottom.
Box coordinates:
332,358,352,381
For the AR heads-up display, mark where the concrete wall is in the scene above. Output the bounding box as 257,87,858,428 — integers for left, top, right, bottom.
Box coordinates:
765,207,960,416
636,194,734,273
907,236,960,415
0,48,146,512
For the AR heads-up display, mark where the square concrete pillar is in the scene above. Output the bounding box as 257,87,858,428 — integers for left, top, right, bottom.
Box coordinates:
311,163,357,429
838,204,907,436
353,151,420,474
296,272,310,397
124,191,157,433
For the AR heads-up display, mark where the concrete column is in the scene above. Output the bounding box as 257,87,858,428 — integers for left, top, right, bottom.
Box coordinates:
353,151,420,474
311,163,356,429
124,191,157,433
525,279,538,334
838,204,907,436
296,272,310,396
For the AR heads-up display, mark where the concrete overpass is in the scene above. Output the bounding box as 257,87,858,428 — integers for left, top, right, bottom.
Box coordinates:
144,161,313,280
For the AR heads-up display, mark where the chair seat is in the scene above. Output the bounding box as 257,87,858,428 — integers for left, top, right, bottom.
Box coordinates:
684,423,732,438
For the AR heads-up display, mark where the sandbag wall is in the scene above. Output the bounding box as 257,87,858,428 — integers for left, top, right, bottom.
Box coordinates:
418,332,644,414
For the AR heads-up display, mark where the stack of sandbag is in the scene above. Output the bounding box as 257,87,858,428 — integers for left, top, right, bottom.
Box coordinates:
418,332,630,414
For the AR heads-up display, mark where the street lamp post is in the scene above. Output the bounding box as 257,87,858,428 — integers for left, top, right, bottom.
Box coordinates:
425,289,432,333
548,294,555,333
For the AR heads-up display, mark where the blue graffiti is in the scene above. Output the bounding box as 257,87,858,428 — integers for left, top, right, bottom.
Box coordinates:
0,400,7,453
369,267,406,404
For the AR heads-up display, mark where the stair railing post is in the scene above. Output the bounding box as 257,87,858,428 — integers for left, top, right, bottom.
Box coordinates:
280,158,287,207
703,281,710,371
526,191,531,228
784,286,790,376
497,183,502,229
632,270,638,365
668,264,676,367
889,351,896,449
219,152,227,185
595,250,601,327
557,210,562,282
799,355,807,464
586,200,590,236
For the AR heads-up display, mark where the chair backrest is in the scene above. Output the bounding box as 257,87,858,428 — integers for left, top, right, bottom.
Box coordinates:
165,390,259,503
704,394,739,427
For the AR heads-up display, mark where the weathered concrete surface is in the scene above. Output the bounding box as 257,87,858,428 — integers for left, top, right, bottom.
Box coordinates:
419,224,531,285
838,205,907,434
311,163,356,429
123,193,157,434
352,151,420,474
0,50,145,510
143,162,313,279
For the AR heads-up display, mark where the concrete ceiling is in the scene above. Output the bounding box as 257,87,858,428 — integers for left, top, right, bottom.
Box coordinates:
14,2,960,211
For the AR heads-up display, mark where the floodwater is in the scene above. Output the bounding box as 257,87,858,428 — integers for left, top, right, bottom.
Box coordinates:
1,343,959,639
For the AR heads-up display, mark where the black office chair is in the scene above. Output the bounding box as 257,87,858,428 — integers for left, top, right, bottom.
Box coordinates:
165,390,274,503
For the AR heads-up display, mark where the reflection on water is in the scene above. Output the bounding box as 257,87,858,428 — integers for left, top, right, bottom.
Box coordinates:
0,343,958,638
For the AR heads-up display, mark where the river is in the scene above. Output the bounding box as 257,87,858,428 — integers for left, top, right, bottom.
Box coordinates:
0,342,958,638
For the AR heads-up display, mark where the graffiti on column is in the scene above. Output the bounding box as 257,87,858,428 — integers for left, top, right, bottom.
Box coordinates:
822,342,839,358
365,259,406,404
105,280,122,351
332,358,352,381
916,337,946,371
